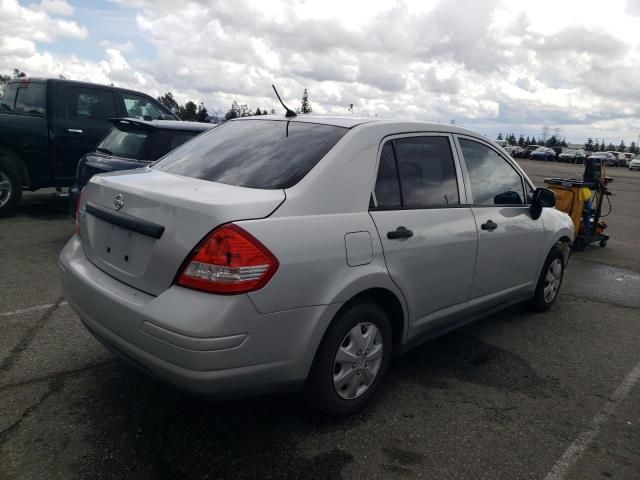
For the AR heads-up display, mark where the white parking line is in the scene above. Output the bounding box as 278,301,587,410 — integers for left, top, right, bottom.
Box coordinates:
543,358,640,480
0,302,68,317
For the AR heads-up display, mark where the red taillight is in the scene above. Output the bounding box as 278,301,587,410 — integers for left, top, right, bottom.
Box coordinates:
74,188,84,236
176,224,279,294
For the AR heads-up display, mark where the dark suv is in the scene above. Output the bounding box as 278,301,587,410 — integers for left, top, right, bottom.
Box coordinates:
70,118,215,215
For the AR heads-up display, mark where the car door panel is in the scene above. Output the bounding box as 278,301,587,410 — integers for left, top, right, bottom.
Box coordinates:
369,134,477,340
454,135,545,306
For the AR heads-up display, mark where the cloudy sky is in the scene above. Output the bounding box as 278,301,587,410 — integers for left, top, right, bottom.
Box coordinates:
2,0,640,144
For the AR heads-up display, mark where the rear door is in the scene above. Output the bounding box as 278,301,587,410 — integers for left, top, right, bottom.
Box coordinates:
51,83,117,184
454,136,544,306
369,134,477,338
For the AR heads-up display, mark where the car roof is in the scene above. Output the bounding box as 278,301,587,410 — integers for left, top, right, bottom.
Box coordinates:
231,114,495,138
111,118,215,132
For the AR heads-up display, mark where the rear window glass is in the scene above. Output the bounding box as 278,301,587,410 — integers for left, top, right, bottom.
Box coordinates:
0,83,44,115
153,120,348,189
98,128,149,159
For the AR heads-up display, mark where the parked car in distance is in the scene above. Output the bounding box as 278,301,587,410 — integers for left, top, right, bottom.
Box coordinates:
558,149,586,164
589,151,615,167
613,152,628,167
0,77,177,217
522,145,545,159
60,115,573,416
530,147,556,161
628,157,640,171
504,146,524,158
70,118,215,215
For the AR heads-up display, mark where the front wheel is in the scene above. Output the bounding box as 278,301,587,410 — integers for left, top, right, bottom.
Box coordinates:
305,301,392,417
529,248,565,312
0,164,22,218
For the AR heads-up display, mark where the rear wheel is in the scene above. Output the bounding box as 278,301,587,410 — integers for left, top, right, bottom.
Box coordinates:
529,248,565,312
305,301,392,417
0,164,22,218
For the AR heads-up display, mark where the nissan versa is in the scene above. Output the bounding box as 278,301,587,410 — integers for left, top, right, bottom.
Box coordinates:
59,116,573,416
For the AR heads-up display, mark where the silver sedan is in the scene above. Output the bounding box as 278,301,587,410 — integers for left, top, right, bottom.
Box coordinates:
59,116,573,416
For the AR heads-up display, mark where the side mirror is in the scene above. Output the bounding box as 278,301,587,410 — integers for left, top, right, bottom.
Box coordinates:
530,188,555,220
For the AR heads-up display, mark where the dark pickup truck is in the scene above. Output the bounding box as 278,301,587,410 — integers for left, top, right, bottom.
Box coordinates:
0,77,177,216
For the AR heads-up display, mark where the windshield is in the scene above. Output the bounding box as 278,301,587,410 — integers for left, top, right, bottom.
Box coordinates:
563,150,576,154
98,127,150,159
534,147,547,152
154,119,349,189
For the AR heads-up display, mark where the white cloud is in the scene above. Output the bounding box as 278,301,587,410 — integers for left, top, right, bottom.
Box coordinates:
2,0,640,143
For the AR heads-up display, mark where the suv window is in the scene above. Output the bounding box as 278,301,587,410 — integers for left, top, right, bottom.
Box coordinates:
148,130,200,160
459,138,525,205
60,87,116,121
0,83,44,115
154,120,348,189
98,127,149,159
122,93,167,120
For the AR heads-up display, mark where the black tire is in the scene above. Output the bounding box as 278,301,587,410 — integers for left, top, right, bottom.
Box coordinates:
529,247,565,312
0,163,22,218
305,301,392,417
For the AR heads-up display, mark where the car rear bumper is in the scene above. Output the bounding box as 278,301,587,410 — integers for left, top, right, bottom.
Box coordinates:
59,235,340,397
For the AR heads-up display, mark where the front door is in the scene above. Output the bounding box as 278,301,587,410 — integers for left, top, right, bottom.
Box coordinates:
369,135,478,338
455,136,545,304
51,84,118,185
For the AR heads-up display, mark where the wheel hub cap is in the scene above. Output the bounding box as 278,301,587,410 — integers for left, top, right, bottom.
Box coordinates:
543,258,563,304
0,171,12,208
333,322,383,400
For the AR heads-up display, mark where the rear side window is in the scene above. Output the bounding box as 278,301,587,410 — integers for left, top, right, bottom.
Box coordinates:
1,83,44,115
372,136,459,209
458,138,525,205
98,128,149,159
147,130,200,160
59,87,116,121
122,93,168,120
154,120,348,189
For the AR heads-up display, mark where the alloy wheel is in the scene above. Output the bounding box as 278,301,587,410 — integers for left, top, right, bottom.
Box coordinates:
543,258,563,304
0,171,12,208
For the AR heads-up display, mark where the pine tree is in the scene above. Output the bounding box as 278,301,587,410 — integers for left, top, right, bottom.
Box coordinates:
497,132,503,140
518,135,525,147
196,102,209,122
300,88,312,114
531,136,537,145
630,141,638,154
585,138,593,151
525,136,531,145
600,141,606,151
618,140,626,152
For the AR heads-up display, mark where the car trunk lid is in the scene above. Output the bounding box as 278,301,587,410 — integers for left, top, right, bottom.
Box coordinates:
79,168,285,296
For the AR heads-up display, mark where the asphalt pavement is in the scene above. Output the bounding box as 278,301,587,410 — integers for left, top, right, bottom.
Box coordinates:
1,159,639,479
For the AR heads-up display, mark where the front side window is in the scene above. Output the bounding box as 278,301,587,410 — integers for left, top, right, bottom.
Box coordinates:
372,136,459,209
60,88,116,121
459,138,525,206
122,93,167,120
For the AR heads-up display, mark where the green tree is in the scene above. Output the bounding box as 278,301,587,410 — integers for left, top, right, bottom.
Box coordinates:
299,88,312,114
196,102,209,122
630,141,638,154
157,92,180,113
497,132,503,140
600,141,606,151
518,135,525,147
585,138,594,151
525,136,531,145
225,101,240,120
12,68,25,78
508,133,517,145
254,107,262,116
618,140,626,152
531,136,537,145
179,101,198,121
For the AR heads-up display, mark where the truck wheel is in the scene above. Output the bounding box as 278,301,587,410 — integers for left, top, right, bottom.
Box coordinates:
305,301,392,417
0,164,22,217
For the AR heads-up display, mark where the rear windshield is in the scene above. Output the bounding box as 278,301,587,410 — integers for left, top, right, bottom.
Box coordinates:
153,119,349,189
98,128,149,159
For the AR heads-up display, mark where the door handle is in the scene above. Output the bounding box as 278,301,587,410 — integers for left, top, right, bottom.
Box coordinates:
66,128,83,134
481,220,498,231
387,226,414,239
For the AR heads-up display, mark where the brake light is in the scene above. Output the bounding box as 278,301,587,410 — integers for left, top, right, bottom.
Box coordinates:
74,188,84,236
176,224,279,294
